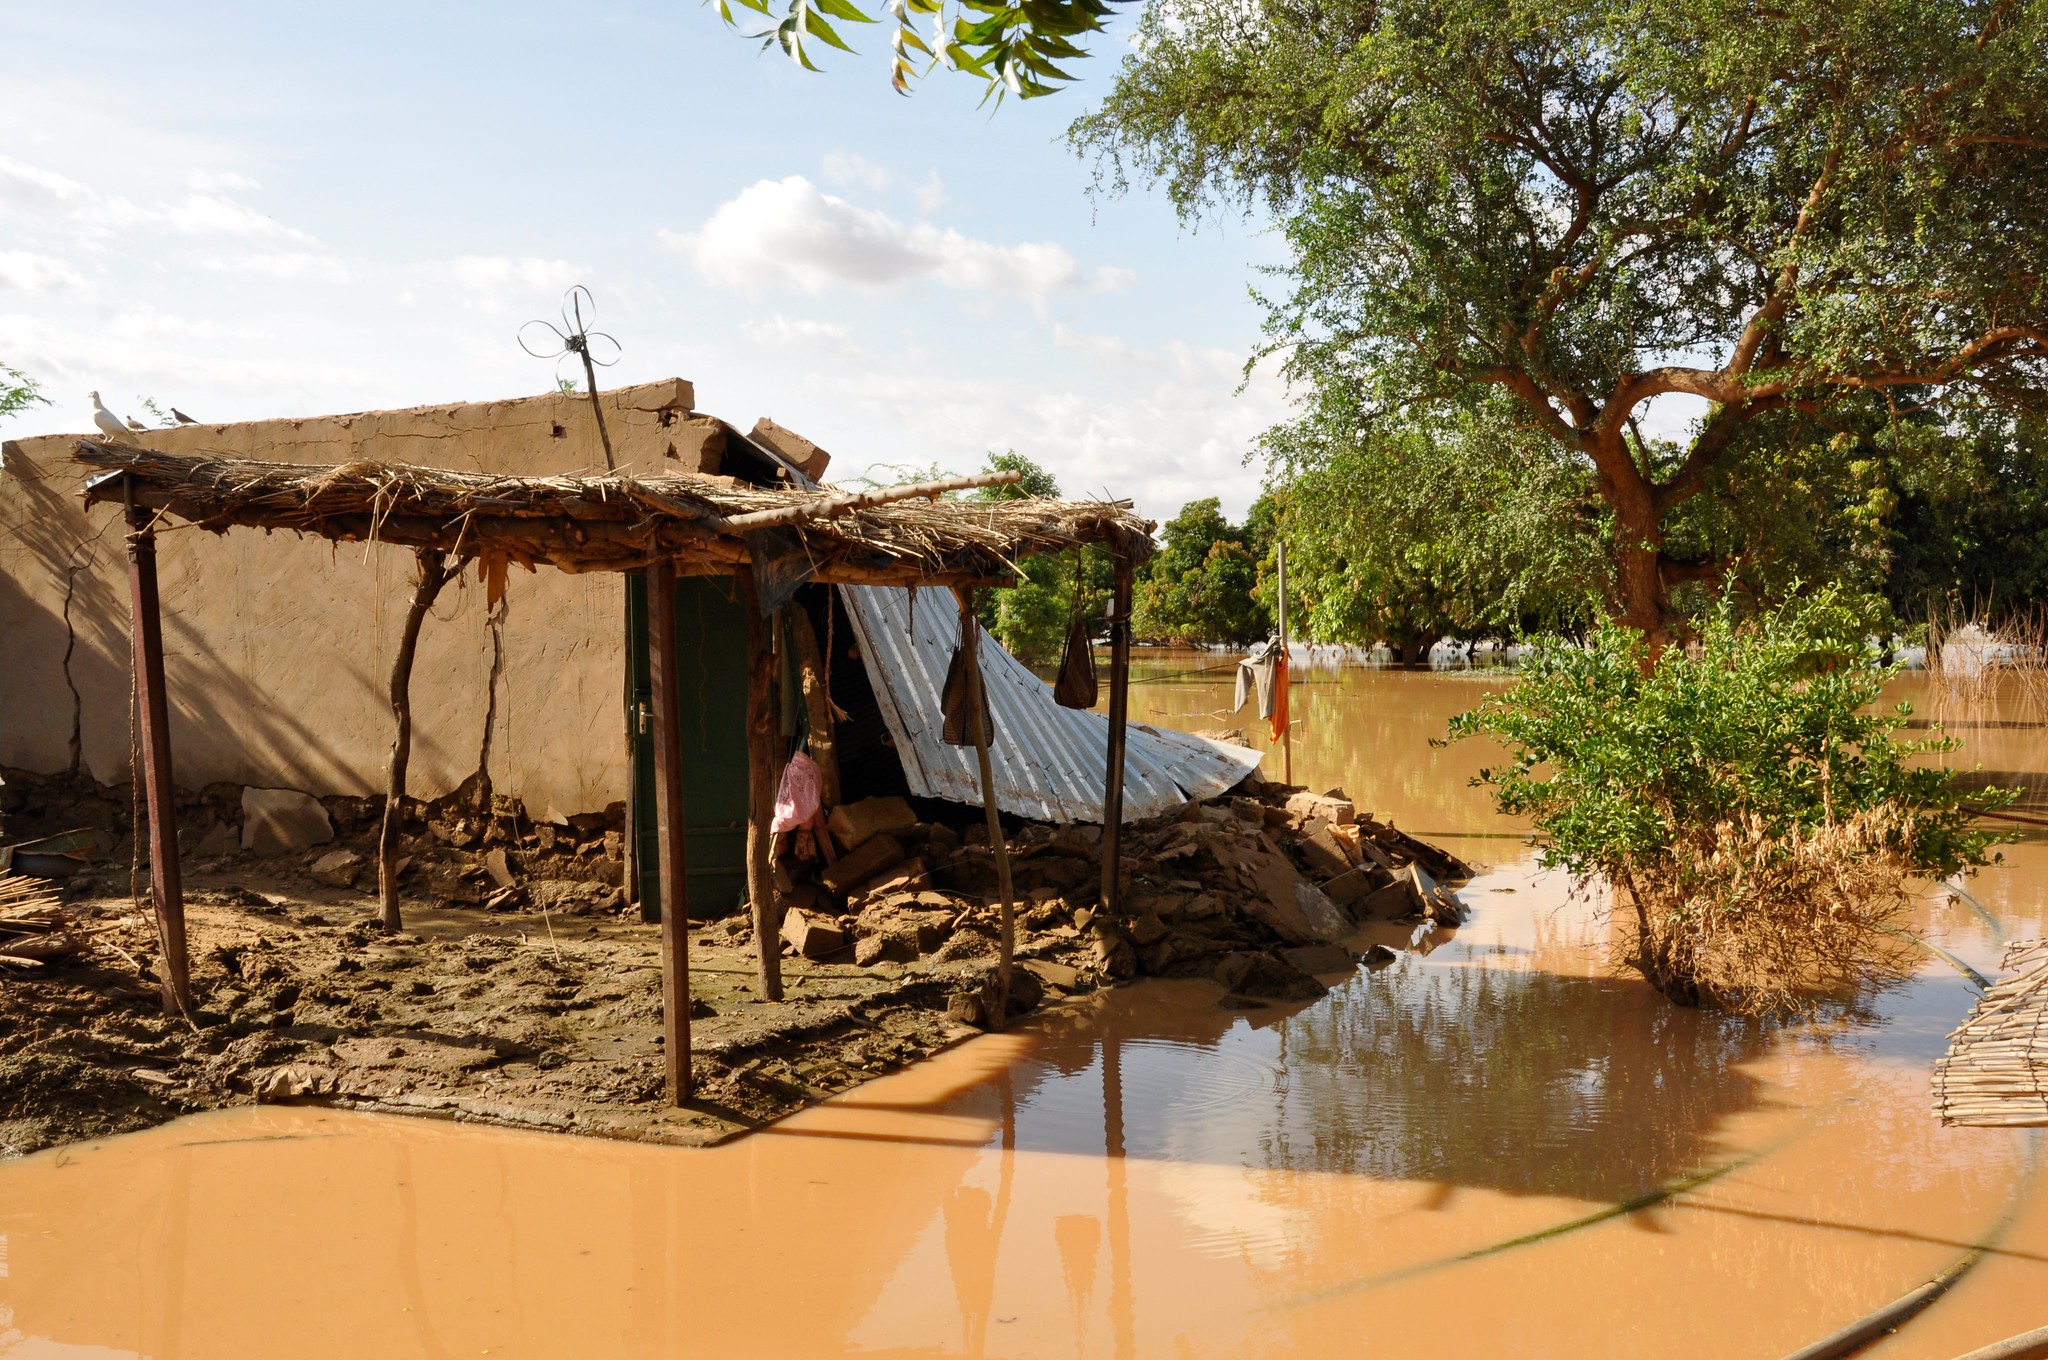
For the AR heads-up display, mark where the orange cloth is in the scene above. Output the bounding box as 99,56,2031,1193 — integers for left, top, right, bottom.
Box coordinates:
1270,647,1290,744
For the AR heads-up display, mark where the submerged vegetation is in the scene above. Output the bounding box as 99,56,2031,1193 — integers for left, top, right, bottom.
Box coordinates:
1449,593,2013,1013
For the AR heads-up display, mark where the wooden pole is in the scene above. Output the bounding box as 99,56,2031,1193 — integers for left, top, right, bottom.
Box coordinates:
123,486,190,1015
377,548,453,933
957,588,1015,1025
1099,556,1133,919
1276,538,1292,787
646,560,695,1103
736,568,785,1003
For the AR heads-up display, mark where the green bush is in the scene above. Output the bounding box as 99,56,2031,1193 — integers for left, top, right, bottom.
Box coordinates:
1449,590,2011,1010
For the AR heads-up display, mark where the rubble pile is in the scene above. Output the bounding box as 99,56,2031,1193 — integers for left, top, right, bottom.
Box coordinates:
760,774,1473,1018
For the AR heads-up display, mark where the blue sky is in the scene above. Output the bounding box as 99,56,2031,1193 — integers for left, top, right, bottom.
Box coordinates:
0,2,1293,519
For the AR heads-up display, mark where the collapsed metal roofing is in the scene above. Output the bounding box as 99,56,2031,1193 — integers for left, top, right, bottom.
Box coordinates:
839,584,1263,825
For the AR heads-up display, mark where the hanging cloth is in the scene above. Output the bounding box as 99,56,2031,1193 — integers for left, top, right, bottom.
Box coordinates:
1269,643,1290,744
1052,559,1098,709
1234,639,1280,720
942,635,996,746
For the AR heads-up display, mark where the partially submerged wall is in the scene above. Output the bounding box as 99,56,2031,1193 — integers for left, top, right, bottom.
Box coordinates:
0,379,720,816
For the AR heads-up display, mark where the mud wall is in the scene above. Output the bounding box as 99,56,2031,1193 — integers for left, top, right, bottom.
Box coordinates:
0,379,723,816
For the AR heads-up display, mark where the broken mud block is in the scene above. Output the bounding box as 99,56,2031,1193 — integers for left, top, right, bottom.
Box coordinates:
1354,875,1422,921
1021,958,1084,992
820,834,904,896
780,908,848,960
1213,950,1326,1003
1411,864,1467,925
1128,912,1169,947
1280,943,1356,976
854,932,915,967
1090,927,1138,979
1284,790,1356,827
828,797,919,852
1362,944,1398,967
241,788,333,856
1322,866,1382,912
1237,850,1353,943
483,848,516,890
1295,822,1354,879
853,856,929,901
308,848,364,888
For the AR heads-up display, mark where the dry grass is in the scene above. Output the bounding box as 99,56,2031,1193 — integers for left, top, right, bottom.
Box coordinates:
1924,599,2048,724
1615,807,1925,1015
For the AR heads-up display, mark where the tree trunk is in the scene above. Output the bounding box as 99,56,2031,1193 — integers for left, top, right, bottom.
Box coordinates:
1598,436,1673,655
378,549,453,932
737,569,784,1002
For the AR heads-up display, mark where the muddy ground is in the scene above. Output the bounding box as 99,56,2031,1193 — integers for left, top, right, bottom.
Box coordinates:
1,765,1471,1159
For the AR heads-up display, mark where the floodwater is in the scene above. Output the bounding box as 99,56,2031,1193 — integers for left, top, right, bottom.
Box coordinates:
4,659,2047,1359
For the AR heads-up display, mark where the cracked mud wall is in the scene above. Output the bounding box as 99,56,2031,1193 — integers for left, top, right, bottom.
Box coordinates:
0,380,719,815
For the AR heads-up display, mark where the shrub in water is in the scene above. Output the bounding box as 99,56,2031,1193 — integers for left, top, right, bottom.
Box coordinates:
1448,591,2011,1013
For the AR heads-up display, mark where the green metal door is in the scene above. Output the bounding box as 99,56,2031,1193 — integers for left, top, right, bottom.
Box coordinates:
626,573,750,920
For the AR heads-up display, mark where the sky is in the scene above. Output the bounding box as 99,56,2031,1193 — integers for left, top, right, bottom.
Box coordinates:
0,2,1295,521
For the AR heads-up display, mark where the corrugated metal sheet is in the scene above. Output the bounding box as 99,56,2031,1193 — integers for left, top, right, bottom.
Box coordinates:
839,584,1262,824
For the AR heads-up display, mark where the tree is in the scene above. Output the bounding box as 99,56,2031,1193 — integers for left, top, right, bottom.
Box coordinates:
1133,497,1271,644
711,0,1133,98
1263,396,1605,658
970,452,1114,664
1,365,45,422
1074,0,2048,649
1449,590,2009,1010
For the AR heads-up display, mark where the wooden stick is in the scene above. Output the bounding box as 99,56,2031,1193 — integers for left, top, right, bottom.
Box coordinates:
718,470,1023,531
1099,555,1133,918
737,568,785,1003
957,588,1014,1026
377,547,453,932
124,485,191,1014
646,560,695,1103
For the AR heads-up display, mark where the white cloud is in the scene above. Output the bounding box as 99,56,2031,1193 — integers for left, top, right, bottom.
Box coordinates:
742,313,856,346
440,255,587,309
820,151,892,193
666,176,1112,310
0,251,86,293
1093,265,1137,292
0,156,89,215
162,193,310,240
913,171,949,215
198,250,352,282
188,169,260,192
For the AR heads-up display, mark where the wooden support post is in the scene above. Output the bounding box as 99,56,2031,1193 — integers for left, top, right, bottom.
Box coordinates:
377,548,453,933
1099,555,1134,919
1276,538,1292,786
123,487,190,1015
957,588,1015,1025
737,568,784,1003
646,560,695,1103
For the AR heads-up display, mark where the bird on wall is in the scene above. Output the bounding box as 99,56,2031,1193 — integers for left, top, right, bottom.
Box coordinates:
170,407,198,425
89,391,132,442
124,415,147,432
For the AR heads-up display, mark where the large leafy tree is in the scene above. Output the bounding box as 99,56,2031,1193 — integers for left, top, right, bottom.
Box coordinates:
1074,0,2048,647
1265,396,1605,657
1133,497,1272,643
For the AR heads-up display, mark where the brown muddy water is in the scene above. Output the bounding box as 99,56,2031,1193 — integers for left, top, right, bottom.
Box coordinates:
4,659,2046,1358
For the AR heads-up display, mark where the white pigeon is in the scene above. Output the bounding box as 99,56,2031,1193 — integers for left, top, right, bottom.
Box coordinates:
89,391,133,442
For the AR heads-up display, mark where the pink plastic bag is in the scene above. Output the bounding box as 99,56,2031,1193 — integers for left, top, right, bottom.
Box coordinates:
771,751,823,834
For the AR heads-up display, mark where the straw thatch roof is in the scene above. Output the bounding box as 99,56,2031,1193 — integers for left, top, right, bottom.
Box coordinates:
74,442,1156,583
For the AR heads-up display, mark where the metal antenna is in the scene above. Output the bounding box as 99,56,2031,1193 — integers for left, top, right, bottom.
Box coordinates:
520,285,622,471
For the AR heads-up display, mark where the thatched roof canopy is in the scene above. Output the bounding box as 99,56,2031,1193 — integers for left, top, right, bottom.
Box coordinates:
75,442,1157,584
